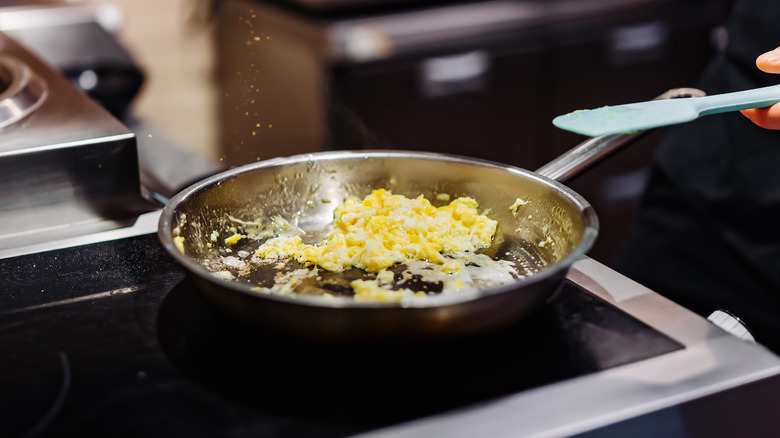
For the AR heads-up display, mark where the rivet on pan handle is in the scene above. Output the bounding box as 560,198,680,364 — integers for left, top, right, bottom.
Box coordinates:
536,88,706,184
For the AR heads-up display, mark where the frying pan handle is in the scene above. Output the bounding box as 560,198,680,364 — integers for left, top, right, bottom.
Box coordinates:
536,88,706,183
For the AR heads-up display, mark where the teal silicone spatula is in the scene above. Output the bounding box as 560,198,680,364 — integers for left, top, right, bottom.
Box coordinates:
552,84,780,137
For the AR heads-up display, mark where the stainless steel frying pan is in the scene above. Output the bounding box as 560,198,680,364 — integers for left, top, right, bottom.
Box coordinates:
158,89,703,344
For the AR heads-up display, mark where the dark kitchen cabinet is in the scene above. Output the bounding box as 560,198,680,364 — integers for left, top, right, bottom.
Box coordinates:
214,0,732,263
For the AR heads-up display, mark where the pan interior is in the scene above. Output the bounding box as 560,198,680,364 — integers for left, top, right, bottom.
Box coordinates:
165,153,594,304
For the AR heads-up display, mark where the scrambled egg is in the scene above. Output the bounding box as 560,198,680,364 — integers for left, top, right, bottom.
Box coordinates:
198,189,524,303
173,236,185,254
509,197,528,217
224,233,245,246
182,189,543,302
172,213,186,254
253,189,498,274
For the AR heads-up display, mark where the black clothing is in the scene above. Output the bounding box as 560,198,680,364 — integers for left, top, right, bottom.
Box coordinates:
612,0,780,352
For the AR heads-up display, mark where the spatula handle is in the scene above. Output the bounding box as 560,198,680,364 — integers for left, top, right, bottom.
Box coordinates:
696,84,780,116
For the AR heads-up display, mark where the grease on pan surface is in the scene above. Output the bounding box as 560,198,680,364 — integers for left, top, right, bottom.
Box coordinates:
201,189,546,303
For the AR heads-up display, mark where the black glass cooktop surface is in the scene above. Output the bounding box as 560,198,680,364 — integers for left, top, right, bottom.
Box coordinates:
0,234,682,437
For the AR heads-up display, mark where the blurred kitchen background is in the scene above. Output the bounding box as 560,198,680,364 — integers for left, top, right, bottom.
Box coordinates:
1,0,734,263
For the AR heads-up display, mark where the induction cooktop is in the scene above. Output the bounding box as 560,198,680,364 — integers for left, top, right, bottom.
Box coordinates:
0,228,680,437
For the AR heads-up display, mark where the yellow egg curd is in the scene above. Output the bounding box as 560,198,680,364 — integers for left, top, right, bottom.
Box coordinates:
253,189,497,273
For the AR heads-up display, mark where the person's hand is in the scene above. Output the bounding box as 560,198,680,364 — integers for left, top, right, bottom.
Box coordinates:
740,47,780,129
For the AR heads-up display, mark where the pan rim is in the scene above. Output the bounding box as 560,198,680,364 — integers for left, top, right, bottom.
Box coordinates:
158,149,599,309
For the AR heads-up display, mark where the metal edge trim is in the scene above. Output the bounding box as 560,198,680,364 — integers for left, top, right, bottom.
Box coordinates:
0,132,135,157
0,210,161,260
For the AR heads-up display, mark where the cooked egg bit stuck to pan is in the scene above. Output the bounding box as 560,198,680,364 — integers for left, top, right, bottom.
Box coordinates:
157,89,697,343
